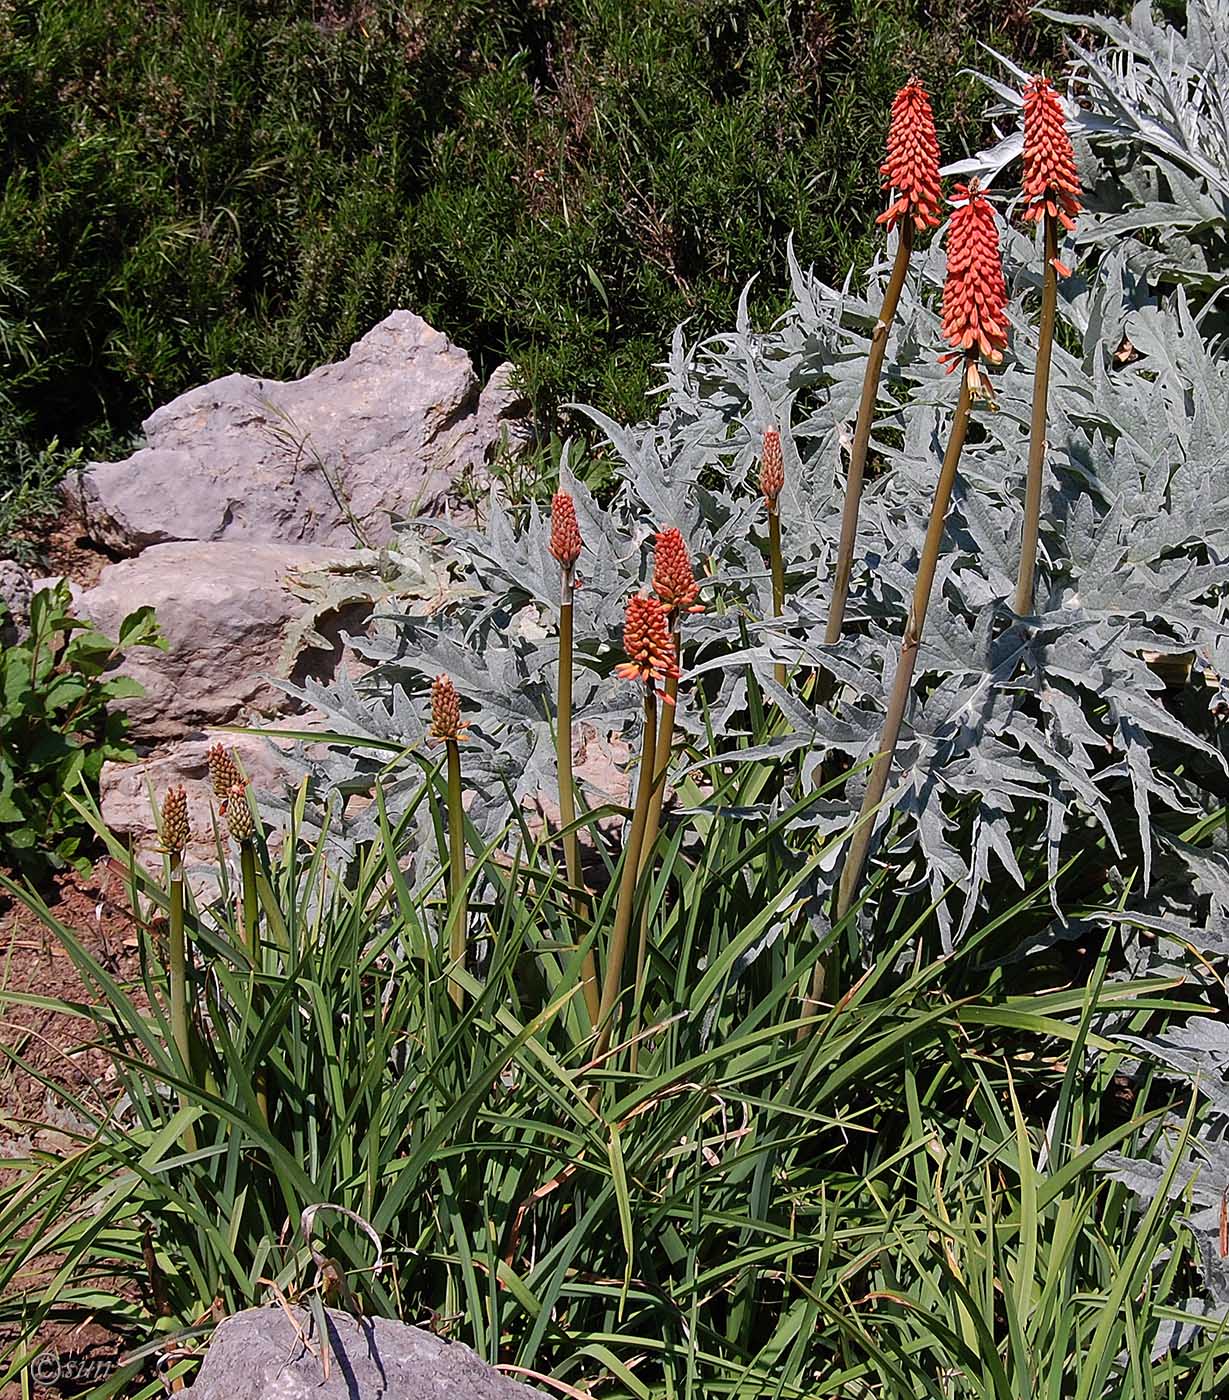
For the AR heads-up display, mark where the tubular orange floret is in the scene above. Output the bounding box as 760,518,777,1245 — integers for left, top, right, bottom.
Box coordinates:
549,490,583,568
615,592,679,691
429,673,468,744
878,78,943,233
1021,76,1082,235
939,181,1009,386
760,428,784,504
652,527,702,614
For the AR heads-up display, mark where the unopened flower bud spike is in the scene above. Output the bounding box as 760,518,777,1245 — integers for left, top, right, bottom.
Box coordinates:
430,674,469,1008
160,785,197,1151
549,491,598,1024
760,427,788,687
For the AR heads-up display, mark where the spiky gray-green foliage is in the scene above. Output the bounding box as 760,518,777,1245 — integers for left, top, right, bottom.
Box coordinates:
957,0,1229,299
294,213,1229,946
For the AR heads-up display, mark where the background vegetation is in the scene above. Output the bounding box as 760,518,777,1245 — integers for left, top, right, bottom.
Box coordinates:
1,0,1080,512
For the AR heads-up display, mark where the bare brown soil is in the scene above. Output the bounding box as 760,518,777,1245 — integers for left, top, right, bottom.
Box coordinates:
0,865,149,1398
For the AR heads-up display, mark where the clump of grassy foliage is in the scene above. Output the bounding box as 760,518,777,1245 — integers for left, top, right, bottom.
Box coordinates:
0,0,1078,489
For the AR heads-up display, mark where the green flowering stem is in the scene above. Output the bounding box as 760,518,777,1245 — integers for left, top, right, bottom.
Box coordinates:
446,736,467,1009
825,221,914,650
240,842,259,960
629,628,681,1070
557,572,599,1024
804,365,974,1028
595,683,659,1063
168,853,196,1152
1013,211,1059,618
768,504,786,687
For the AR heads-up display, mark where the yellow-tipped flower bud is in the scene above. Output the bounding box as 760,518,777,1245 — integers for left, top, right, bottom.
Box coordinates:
206,743,243,801
224,783,254,843
160,785,190,855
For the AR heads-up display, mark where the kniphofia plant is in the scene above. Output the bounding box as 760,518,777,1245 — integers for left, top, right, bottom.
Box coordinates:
549,490,599,1023
595,593,679,1061
430,674,469,1008
761,428,787,686
811,180,1008,1018
160,784,196,1151
1014,76,1082,616
825,78,942,650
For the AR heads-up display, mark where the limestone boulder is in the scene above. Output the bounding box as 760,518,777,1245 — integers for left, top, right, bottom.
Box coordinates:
76,541,366,741
180,1306,544,1400
67,314,530,553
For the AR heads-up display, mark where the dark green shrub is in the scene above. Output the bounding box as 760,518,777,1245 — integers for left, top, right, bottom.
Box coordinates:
0,0,1082,491
0,582,162,879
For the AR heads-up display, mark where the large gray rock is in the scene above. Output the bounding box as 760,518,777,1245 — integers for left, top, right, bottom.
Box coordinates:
67,314,530,553
181,1306,544,1400
76,541,366,740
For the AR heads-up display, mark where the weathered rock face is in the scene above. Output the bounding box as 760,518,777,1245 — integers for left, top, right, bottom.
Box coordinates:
181,1306,544,1400
76,541,366,741
0,559,32,645
67,313,530,553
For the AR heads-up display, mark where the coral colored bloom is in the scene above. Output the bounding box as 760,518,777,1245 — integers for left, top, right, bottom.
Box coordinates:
549,490,582,568
429,674,468,744
1021,76,1082,233
760,428,784,504
878,78,943,233
940,182,1009,375
652,527,703,614
614,593,679,690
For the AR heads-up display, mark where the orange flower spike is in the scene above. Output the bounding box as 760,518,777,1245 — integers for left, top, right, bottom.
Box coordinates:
429,673,468,744
760,428,784,505
549,490,583,568
1021,76,1082,235
652,527,703,615
614,593,679,692
940,181,1009,376
878,78,943,233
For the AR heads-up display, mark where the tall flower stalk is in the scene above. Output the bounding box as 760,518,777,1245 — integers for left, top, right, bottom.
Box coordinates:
826,78,942,649
549,491,599,1022
160,785,196,1152
207,744,259,960
761,428,787,686
629,528,701,1065
1013,75,1082,617
595,593,679,1061
430,675,469,1008
209,745,267,1124
809,182,1008,1019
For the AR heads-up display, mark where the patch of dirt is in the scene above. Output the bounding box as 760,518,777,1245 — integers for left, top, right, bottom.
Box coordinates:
0,863,145,1159
35,521,115,591
0,864,149,1399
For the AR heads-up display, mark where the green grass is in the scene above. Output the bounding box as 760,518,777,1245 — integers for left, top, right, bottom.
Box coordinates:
0,751,1224,1396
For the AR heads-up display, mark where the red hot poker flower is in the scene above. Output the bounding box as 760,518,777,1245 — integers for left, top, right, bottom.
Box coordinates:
940,182,1009,385
614,593,679,693
652,527,703,615
760,428,784,504
878,79,943,233
1021,76,1082,235
549,490,582,568
429,674,468,744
